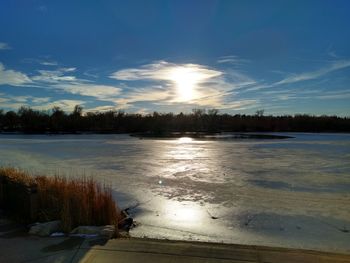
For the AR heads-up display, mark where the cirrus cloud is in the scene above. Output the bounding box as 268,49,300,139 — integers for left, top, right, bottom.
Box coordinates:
274,60,350,86
110,61,257,110
111,60,222,81
0,63,32,86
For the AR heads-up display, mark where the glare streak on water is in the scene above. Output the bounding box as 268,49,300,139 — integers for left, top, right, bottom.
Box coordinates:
0,133,349,253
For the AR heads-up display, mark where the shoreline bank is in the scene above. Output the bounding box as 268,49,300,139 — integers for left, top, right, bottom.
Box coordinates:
1,231,349,262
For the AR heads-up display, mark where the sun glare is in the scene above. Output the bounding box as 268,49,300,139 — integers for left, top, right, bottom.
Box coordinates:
169,67,201,101
178,137,193,143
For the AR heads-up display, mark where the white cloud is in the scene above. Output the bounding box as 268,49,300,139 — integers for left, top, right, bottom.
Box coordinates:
0,42,11,50
111,61,222,81
8,95,31,103
83,69,99,78
293,90,350,100
31,97,51,103
0,102,24,110
0,95,53,110
29,67,122,102
0,63,122,105
242,59,350,93
223,70,256,87
0,63,32,86
86,105,118,112
21,58,59,66
1,95,51,104
217,55,250,65
32,69,78,83
112,86,174,109
0,60,260,111
40,61,58,66
274,60,350,86
0,97,9,103
110,61,256,110
60,67,76,72
55,83,121,101
316,92,350,99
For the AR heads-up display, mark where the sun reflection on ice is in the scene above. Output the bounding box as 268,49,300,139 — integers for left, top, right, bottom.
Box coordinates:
177,137,193,143
164,202,205,225
156,136,211,180
174,206,198,222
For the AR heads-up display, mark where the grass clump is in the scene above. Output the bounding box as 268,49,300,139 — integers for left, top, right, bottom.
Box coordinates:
0,167,35,186
0,167,120,232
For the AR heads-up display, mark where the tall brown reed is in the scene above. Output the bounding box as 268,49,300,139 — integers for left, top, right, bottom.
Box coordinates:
0,167,121,232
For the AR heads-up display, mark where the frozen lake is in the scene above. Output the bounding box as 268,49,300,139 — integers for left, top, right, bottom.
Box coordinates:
0,133,349,253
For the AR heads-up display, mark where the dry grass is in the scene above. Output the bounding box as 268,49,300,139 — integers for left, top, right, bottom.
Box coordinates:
0,167,121,232
0,167,35,186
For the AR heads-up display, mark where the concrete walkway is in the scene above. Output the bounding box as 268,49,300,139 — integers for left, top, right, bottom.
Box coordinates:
1,212,350,263
73,238,350,263
1,235,350,263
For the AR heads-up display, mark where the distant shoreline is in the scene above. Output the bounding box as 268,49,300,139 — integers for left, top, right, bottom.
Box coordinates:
130,131,295,139
1,131,349,136
1,106,350,134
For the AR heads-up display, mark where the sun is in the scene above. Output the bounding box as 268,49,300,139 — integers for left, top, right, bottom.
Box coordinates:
169,67,201,101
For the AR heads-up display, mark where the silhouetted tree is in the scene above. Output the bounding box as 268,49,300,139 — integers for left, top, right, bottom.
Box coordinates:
255,109,264,117
0,105,349,134
50,106,66,132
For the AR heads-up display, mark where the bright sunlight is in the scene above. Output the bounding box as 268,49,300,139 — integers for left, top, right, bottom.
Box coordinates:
169,66,202,101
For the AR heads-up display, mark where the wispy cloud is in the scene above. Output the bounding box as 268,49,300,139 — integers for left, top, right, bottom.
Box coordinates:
256,82,350,103
83,69,99,78
112,86,175,109
274,60,350,86
0,42,11,50
0,94,52,110
24,66,120,101
316,90,350,99
21,58,58,66
54,83,121,101
0,60,258,111
40,61,58,66
110,60,256,110
31,97,51,104
217,55,250,65
111,61,222,81
32,68,78,83
0,63,32,86
0,100,23,110
30,68,122,102
243,59,350,92
7,95,31,103
1,94,50,104
2,57,348,114
0,62,121,109
86,105,118,112
0,93,84,111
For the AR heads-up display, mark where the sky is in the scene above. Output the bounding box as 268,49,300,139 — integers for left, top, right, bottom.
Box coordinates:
0,0,350,115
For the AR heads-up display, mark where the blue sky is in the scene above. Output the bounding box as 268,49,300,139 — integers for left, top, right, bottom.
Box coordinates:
0,0,350,115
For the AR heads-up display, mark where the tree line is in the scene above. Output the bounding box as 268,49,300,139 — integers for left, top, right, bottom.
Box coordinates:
0,106,349,134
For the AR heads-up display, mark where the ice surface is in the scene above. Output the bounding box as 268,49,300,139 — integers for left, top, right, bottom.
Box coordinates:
0,133,349,253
